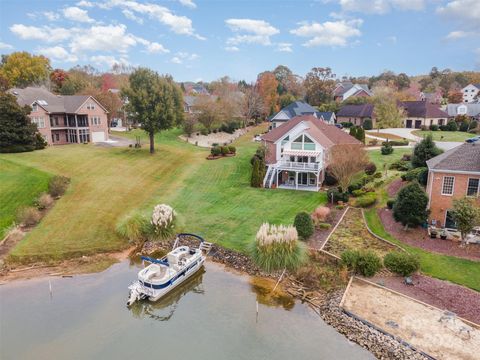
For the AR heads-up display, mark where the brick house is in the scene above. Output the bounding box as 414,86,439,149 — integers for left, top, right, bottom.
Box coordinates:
336,104,375,127
426,143,480,229
261,115,363,191
9,87,109,145
399,101,449,129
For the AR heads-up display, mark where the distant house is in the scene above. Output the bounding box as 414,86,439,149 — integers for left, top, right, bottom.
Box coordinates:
183,82,209,95
461,84,480,104
426,143,480,229
336,104,375,127
183,95,218,114
268,101,334,129
399,101,449,129
420,91,442,104
333,82,372,102
261,115,362,191
445,103,480,121
9,87,109,145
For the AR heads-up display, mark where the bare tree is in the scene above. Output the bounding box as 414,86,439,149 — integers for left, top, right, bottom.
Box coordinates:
195,95,219,131
242,86,265,124
328,145,368,191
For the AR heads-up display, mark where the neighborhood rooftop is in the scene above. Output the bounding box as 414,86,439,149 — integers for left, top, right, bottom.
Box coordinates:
426,143,480,172
336,103,374,118
399,101,448,118
268,100,321,121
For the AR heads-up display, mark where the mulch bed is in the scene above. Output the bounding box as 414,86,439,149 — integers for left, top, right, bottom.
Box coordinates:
387,179,406,198
371,273,480,325
308,204,347,250
379,208,480,261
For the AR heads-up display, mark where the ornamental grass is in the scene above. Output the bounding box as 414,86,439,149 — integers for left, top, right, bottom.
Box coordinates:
150,204,177,241
250,223,307,273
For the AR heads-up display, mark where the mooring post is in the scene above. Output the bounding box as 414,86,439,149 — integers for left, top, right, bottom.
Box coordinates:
256,301,259,323
49,279,52,298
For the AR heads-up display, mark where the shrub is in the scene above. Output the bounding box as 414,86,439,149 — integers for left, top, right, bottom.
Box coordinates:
352,193,377,208
387,199,395,209
444,120,458,131
35,133,47,150
212,128,218,134
459,121,469,132
401,167,427,182
48,176,70,197
373,172,382,179
362,118,373,130
352,189,366,197
36,193,53,210
469,120,478,131
364,162,377,175
401,154,412,161
228,145,236,154
324,168,338,186
16,206,41,226
327,189,349,203
250,223,307,272
389,160,410,171
200,128,208,136
294,212,315,240
341,250,382,277
393,182,429,228
318,222,331,230
250,155,265,188
420,125,428,131
382,140,409,146
349,126,357,138
149,204,176,241
429,124,439,131
116,212,150,244
311,206,331,224
384,251,420,277
411,135,442,168
220,146,229,156
369,139,378,146
211,146,221,156
381,142,394,155
341,122,354,128
417,167,429,186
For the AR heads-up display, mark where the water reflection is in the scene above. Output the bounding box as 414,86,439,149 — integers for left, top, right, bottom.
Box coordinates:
129,267,206,321
249,277,295,310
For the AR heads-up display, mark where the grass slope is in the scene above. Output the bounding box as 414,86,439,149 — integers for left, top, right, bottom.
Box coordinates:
2,125,325,262
368,148,412,170
412,130,474,142
0,159,52,237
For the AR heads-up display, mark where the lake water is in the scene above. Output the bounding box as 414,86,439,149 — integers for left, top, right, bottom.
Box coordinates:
0,261,373,360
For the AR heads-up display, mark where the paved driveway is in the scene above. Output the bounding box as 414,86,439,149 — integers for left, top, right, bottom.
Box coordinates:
95,135,134,148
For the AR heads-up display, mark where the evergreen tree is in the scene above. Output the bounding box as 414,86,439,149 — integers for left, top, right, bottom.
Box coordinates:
251,156,262,187
393,182,429,229
411,135,442,168
355,127,365,143
349,126,357,138
0,92,44,153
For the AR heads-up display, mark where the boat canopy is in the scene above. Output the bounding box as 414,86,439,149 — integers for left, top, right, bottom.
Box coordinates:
177,233,205,243
141,256,169,266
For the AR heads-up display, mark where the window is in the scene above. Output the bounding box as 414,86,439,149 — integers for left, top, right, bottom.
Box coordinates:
31,116,45,128
79,129,90,143
91,116,101,125
86,103,95,110
467,178,479,197
442,176,455,195
32,103,38,112
445,210,457,229
291,134,316,151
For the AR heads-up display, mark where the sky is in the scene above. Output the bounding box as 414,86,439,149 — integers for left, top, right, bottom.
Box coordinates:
0,0,479,82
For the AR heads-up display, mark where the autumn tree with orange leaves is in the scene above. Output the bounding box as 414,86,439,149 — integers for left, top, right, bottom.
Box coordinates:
257,72,279,117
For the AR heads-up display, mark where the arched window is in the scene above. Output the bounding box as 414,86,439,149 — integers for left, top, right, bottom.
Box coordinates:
291,134,316,150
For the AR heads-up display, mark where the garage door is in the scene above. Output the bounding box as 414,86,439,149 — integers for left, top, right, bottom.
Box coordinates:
92,131,105,142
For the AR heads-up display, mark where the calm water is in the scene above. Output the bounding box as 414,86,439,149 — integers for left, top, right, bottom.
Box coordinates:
0,261,373,360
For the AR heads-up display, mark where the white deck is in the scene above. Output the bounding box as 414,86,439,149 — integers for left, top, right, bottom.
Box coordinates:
278,184,319,192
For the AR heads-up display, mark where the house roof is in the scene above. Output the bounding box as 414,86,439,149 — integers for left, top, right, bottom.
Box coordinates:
399,101,448,118
9,87,95,114
336,104,374,118
445,103,480,117
262,115,362,149
427,143,480,173
317,111,335,121
334,82,372,98
269,101,320,121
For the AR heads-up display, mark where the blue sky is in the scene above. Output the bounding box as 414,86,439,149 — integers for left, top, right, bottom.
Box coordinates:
0,0,479,82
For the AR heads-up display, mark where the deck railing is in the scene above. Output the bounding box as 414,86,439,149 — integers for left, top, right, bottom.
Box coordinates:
276,161,321,171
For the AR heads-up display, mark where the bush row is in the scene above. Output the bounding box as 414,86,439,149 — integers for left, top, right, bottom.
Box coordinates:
341,250,419,277
211,145,236,157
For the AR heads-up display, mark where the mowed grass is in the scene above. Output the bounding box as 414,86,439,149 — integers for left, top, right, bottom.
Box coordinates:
2,125,325,262
412,130,475,142
368,148,412,170
0,159,52,237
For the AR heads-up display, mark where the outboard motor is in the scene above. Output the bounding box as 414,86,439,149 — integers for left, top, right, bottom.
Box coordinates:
127,288,140,307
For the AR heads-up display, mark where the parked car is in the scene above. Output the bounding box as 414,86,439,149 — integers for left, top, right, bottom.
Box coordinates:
335,123,343,129
465,136,480,143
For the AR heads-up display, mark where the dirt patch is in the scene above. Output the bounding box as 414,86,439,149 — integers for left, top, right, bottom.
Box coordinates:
324,207,397,257
371,274,480,325
0,228,25,259
379,208,480,261
308,204,346,250
179,127,253,148
387,179,406,198
343,278,480,360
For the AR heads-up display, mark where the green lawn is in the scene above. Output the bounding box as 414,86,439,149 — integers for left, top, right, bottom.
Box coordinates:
0,159,52,238
368,148,412,170
364,209,480,292
1,125,325,263
412,130,475,142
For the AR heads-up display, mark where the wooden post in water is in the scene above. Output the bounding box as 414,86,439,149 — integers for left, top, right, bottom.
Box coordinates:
256,301,259,323
49,280,52,298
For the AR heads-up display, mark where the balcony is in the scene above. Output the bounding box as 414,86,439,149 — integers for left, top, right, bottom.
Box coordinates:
275,161,321,171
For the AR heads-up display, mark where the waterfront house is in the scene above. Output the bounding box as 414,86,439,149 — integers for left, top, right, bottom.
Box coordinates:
261,115,362,191
426,143,480,228
268,101,334,129
9,87,109,145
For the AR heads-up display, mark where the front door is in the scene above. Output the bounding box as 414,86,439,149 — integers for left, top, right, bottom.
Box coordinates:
445,210,457,229
299,173,308,185
406,120,412,128
415,120,422,129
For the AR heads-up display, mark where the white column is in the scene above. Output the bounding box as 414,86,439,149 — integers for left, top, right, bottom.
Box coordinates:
296,171,298,190
276,169,279,188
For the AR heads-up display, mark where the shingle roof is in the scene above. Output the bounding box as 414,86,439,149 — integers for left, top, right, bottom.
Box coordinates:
9,87,92,114
317,111,335,122
262,115,362,149
269,101,320,121
427,143,480,172
400,101,448,118
337,104,374,118
445,103,480,117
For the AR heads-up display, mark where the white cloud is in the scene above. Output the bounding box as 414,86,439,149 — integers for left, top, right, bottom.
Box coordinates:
225,46,240,52
387,35,397,43
445,30,474,40
44,11,60,21
178,0,197,9
76,1,94,7
437,0,480,24
290,19,362,47
276,43,293,52
146,42,169,54
37,46,78,62
90,55,129,68
10,24,71,43
0,41,13,50
122,9,143,24
63,6,94,23
336,0,425,14
171,56,182,64
225,18,279,46
170,51,199,64
69,24,136,53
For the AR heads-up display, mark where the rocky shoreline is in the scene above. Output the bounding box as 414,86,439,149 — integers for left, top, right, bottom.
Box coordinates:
142,238,429,360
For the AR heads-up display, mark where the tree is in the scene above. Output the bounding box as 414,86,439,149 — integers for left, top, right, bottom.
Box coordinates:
195,95,219,131
183,115,197,137
393,182,429,229
328,145,368,191
0,52,51,87
251,156,263,187
304,67,335,106
372,91,403,129
101,73,117,92
411,135,442,168
242,86,265,124
95,91,123,128
278,93,296,109
447,90,463,104
349,126,357,138
451,197,480,246
355,127,365,143
0,92,44,152
122,68,183,154
273,65,293,94
257,72,279,116
50,69,69,92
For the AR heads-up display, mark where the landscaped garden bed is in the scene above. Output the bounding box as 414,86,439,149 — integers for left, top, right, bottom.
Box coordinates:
323,207,398,257
308,204,347,250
